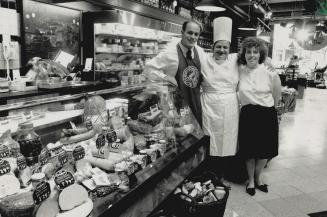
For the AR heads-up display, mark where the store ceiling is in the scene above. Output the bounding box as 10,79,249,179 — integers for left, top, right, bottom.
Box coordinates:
41,0,319,22
236,0,317,21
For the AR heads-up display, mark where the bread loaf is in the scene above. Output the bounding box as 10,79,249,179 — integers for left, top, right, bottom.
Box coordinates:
58,184,88,211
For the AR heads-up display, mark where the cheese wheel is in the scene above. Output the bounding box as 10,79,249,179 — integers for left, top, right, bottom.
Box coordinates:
0,191,34,217
56,198,93,217
35,198,59,217
0,174,20,199
58,184,88,211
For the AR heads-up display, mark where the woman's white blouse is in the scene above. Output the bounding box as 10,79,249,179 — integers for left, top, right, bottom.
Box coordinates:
238,64,278,107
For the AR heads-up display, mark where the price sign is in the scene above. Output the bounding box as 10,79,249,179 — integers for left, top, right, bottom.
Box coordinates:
58,150,68,166
96,134,106,149
73,145,85,161
17,154,27,170
54,170,75,190
38,148,50,166
0,159,10,175
0,145,9,158
106,129,117,143
33,181,51,204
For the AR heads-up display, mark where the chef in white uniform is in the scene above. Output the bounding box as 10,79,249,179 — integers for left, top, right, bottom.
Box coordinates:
201,17,239,187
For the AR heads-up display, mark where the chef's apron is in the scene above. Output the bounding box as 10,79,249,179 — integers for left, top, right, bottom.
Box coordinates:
201,55,239,156
175,44,202,127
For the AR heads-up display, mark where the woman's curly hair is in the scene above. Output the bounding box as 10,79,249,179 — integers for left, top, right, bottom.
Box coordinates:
238,37,268,65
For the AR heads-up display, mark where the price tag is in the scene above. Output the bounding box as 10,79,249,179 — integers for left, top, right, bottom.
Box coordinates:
54,170,75,190
0,145,10,158
106,129,117,143
17,154,27,170
108,141,122,153
0,159,10,175
96,134,106,149
58,150,68,166
38,148,50,166
150,104,159,115
73,145,85,161
85,120,93,130
33,181,51,204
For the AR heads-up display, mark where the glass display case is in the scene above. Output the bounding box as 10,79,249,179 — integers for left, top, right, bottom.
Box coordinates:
0,77,207,217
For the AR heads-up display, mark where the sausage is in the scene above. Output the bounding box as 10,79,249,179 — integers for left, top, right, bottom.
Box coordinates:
60,130,95,145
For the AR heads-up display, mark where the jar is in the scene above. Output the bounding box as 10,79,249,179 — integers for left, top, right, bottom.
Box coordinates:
17,122,43,166
31,172,46,189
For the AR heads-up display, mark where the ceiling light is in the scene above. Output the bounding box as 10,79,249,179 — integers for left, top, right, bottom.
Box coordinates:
238,20,257,30
195,0,226,12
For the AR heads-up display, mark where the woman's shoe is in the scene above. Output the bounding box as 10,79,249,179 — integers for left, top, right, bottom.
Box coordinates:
246,184,255,196
255,183,268,193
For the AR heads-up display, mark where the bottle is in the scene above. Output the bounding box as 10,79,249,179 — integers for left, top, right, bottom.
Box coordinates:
16,122,43,166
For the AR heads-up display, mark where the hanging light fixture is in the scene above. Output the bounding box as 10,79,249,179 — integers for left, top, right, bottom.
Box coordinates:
195,0,226,12
238,19,257,30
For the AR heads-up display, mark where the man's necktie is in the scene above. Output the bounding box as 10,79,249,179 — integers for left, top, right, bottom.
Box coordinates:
186,49,192,60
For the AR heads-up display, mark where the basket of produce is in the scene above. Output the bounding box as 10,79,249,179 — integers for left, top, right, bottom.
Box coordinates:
171,171,229,217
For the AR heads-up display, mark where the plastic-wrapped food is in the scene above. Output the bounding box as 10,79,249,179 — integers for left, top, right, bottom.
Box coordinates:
127,120,152,134
83,95,108,133
0,191,35,217
134,134,147,151
138,110,163,126
58,184,88,211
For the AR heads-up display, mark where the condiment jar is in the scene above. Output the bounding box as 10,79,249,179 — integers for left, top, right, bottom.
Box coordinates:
31,172,46,189
17,122,43,166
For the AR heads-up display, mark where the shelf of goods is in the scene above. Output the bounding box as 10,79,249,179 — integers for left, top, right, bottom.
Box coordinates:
0,80,207,217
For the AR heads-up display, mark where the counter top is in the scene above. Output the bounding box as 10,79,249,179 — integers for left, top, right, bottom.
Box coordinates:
0,81,101,101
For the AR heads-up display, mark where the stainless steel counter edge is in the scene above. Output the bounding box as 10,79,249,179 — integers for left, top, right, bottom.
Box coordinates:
0,82,160,112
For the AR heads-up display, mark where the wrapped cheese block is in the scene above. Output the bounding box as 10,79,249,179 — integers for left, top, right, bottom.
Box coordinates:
0,174,20,199
58,184,88,211
35,197,60,217
0,191,34,217
56,198,93,217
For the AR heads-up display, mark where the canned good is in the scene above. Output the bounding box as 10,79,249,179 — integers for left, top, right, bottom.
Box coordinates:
31,173,46,189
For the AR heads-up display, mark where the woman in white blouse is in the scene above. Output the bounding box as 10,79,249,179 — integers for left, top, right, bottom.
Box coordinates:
238,37,281,196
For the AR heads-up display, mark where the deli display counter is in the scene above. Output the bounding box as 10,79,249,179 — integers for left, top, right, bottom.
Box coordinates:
0,78,208,217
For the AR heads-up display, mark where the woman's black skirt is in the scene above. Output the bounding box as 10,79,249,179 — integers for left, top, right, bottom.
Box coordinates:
238,104,279,159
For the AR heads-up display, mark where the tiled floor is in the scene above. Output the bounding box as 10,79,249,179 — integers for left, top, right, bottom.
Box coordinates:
224,88,327,217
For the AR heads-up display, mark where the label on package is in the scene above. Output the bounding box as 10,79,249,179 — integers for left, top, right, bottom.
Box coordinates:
0,159,10,175
0,145,9,158
96,134,106,149
82,179,97,191
38,148,50,166
73,145,85,161
33,181,51,204
108,141,122,153
58,150,68,165
54,170,75,190
17,154,27,170
92,174,110,186
106,129,117,143
150,104,159,115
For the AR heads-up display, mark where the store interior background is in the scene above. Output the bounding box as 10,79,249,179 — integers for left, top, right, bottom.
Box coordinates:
1,0,327,217
1,0,326,82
